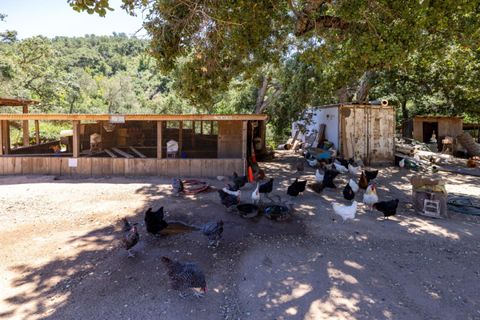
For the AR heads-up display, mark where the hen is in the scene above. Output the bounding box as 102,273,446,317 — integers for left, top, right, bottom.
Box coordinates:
121,218,139,257
343,183,355,200
308,182,325,194
358,171,369,189
373,199,399,219
287,178,307,197
323,169,339,188
144,207,168,235
172,178,184,194
295,159,305,172
232,172,248,189
218,189,240,209
333,160,349,174
259,178,274,198
363,184,379,211
307,158,318,168
202,220,224,247
251,183,260,204
365,169,379,183
348,163,361,175
161,256,207,298
315,169,324,183
332,201,358,222
348,178,359,193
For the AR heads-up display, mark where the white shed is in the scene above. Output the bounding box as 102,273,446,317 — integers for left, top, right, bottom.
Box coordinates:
292,103,395,165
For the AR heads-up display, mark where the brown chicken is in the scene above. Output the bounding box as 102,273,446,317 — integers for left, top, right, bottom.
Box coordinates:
358,171,369,189
121,218,139,258
161,256,207,298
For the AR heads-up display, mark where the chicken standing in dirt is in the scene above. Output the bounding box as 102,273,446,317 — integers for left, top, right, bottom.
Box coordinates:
202,220,224,248
161,256,207,298
144,207,168,236
121,218,139,258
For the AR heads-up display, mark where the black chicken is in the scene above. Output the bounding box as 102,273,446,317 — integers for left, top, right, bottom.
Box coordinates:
365,169,379,183
202,220,224,247
161,256,207,298
287,178,307,197
323,169,339,188
122,218,139,258
218,189,239,209
145,207,168,235
373,199,399,219
336,158,349,168
232,172,248,189
308,182,325,193
343,183,355,200
259,178,274,199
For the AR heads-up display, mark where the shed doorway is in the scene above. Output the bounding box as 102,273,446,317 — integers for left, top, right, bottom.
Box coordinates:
422,122,438,143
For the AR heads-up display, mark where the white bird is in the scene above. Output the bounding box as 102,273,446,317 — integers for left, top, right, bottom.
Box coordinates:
307,158,318,168
348,163,361,175
333,201,358,222
251,183,260,204
363,184,379,211
333,162,349,174
222,187,241,198
348,178,359,193
315,169,324,183
399,158,405,168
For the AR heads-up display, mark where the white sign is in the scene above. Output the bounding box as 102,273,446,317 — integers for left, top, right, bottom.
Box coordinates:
68,158,78,167
110,115,125,124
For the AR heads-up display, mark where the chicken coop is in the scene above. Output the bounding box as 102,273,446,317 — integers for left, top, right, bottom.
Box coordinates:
0,113,267,177
292,102,395,165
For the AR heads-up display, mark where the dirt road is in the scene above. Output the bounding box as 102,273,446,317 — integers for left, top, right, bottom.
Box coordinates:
1,152,479,319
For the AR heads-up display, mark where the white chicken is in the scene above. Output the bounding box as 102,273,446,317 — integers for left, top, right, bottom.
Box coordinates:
332,201,358,222
348,178,359,193
315,169,324,183
307,158,318,168
363,184,378,211
222,187,241,198
333,161,349,174
348,163,361,175
251,183,260,204
399,158,405,168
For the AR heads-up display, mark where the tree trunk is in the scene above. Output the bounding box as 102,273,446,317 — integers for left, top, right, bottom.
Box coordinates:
254,75,270,114
337,86,350,103
355,70,374,102
400,99,409,137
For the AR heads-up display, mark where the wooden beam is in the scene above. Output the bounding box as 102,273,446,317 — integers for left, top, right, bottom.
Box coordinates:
157,121,163,159
179,121,183,156
112,147,134,158
22,106,29,146
0,114,268,121
72,120,80,158
34,120,40,144
104,149,117,158
129,146,146,158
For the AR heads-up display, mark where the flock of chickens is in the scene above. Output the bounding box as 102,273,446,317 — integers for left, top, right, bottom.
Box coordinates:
119,153,400,299
121,207,223,298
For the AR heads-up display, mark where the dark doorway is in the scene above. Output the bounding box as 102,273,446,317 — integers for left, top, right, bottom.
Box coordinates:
422,122,438,143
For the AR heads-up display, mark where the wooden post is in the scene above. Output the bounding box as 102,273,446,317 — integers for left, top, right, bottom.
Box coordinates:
157,121,163,159
179,121,183,156
35,120,40,144
0,120,4,155
3,121,10,154
242,121,248,175
22,106,29,146
72,120,80,158
192,121,195,149
210,121,214,134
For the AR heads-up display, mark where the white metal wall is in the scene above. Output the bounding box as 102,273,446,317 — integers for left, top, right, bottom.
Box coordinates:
291,107,340,148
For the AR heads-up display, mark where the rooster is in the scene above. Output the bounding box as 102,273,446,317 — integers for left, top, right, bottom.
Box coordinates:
363,184,379,211
144,207,168,236
251,183,260,204
121,218,139,258
332,201,358,222
373,199,399,220
161,257,207,298
202,220,224,247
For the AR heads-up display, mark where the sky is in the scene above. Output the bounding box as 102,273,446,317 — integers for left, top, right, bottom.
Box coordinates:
1,0,145,38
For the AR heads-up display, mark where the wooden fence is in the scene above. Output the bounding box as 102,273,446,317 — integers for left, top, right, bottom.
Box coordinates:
0,157,245,177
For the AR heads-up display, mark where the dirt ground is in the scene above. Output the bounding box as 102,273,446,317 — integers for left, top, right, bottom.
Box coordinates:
1,151,479,320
